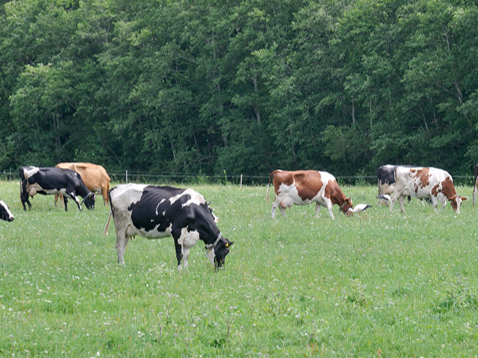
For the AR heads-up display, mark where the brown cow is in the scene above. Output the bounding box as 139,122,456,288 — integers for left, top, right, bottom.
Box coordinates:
266,170,353,219
55,162,110,206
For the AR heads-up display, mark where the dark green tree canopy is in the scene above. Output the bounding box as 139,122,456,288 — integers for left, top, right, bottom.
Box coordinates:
1,0,477,176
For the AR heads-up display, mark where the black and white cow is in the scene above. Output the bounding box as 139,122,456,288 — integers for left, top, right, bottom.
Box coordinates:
20,166,95,211
104,184,233,271
0,200,14,222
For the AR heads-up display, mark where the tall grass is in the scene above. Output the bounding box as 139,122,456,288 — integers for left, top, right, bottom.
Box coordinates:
1,181,478,356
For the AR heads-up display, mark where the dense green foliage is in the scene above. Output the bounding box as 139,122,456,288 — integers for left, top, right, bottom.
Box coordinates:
1,0,478,176
1,182,478,356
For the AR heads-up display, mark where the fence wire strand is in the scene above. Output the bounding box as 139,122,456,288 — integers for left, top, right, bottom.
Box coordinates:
2,169,474,186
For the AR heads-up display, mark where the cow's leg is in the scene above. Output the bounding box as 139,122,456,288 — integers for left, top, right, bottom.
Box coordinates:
430,197,439,213
271,199,284,218
440,198,447,210
116,234,130,265
279,206,286,217
170,228,185,271
389,193,399,212
102,189,108,206
67,192,82,211
271,202,277,218
21,196,31,211
112,212,132,265
474,184,477,206
54,194,65,207
173,239,183,272
315,203,322,217
23,199,32,211
64,197,69,211
377,184,384,206
20,189,32,211
324,199,335,219
182,246,191,270
177,228,200,270
398,196,406,213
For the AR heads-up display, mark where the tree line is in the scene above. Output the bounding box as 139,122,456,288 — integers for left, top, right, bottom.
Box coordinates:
1,0,477,178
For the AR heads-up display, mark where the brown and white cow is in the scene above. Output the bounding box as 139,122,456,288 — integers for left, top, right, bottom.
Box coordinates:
55,162,111,206
390,166,467,214
266,170,353,219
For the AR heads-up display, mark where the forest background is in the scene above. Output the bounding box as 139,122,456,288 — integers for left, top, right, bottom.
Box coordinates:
1,0,478,179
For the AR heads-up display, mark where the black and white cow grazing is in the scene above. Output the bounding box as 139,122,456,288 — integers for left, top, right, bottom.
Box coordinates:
0,200,14,222
104,184,233,271
20,166,95,211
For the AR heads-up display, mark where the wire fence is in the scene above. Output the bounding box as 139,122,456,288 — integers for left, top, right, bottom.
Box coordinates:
2,168,475,187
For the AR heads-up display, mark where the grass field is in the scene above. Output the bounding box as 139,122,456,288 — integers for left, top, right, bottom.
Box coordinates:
1,180,478,357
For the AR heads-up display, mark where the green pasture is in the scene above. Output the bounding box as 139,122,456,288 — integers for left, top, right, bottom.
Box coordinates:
1,181,478,357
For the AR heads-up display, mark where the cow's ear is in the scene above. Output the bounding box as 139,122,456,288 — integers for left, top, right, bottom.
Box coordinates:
225,240,234,248
461,196,468,201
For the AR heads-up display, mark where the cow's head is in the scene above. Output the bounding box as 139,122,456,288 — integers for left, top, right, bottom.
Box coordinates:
0,200,14,222
341,198,354,216
82,192,96,210
450,195,467,214
205,236,233,270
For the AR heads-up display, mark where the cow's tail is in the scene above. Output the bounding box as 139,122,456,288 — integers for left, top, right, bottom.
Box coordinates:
266,170,280,203
103,209,112,236
377,166,383,195
19,168,25,194
103,187,114,235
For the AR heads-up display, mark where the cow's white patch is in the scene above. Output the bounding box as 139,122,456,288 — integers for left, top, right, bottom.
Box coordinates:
110,184,148,211
26,183,68,197
22,166,40,179
155,199,166,215
276,179,326,208
277,182,308,206
169,189,206,207
130,221,173,239
178,227,200,248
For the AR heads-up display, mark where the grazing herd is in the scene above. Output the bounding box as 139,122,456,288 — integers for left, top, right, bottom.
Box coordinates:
0,163,474,271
